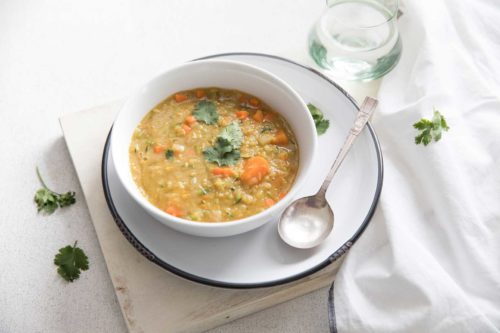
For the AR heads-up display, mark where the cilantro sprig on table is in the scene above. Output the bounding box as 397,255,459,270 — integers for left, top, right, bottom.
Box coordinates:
54,241,89,282
34,167,76,214
413,109,449,145
307,103,329,135
203,122,243,166
193,100,218,125
33,167,89,282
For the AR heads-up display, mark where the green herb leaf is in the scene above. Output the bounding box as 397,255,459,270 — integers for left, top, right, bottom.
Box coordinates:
193,101,218,125
203,123,243,166
413,109,450,146
54,241,89,282
307,103,330,135
165,149,174,160
57,192,76,208
315,119,330,135
34,189,59,214
34,167,76,214
219,122,243,148
203,137,241,166
307,103,323,121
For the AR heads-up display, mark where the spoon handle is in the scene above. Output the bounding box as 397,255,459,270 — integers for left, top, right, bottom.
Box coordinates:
317,97,378,198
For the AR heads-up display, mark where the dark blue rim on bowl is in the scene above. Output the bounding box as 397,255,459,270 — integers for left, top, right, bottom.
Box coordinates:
101,52,384,289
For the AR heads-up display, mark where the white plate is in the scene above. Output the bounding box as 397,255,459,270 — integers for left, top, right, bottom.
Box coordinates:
102,53,383,288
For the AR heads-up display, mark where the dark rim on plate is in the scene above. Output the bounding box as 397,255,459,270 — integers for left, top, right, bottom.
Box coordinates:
101,52,384,289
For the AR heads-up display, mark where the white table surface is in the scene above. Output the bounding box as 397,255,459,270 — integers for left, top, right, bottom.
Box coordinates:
0,1,378,332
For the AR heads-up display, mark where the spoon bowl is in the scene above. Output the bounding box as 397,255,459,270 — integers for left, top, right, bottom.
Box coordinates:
278,196,334,249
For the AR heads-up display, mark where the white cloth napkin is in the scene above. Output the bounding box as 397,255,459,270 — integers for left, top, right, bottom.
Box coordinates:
333,0,500,332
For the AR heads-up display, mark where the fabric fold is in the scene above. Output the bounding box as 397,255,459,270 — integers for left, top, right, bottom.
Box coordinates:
333,0,500,331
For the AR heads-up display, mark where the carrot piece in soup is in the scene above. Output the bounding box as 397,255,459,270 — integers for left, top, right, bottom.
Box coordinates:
272,130,289,145
253,110,264,122
182,124,192,134
278,192,287,200
249,97,260,107
235,110,249,120
185,115,197,125
241,156,270,186
264,198,275,207
175,93,188,103
263,112,275,122
165,206,182,217
212,167,235,177
195,89,205,98
153,145,165,154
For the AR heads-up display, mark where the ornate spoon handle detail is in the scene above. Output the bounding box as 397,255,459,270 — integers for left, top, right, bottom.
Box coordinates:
317,97,378,198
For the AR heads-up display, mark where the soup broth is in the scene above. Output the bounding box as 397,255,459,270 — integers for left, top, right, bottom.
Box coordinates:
129,87,299,222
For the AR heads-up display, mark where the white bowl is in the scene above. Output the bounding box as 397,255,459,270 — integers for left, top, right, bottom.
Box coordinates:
110,59,317,237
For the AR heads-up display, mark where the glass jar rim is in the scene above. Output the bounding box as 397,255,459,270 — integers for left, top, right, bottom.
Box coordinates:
325,0,399,29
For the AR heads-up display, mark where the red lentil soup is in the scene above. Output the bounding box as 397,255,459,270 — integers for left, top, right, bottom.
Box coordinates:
129,87,299,222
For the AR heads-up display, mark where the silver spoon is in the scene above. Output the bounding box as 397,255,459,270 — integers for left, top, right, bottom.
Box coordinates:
278,97,378,249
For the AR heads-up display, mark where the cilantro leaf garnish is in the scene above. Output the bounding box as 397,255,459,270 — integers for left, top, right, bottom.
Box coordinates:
307,103,329,135
54,241,89,282
315,119,330,135
193,101,218,125
204,137,241,166
203,122,243,166
165,149,174,160
219,122,243,147
34,167,76,214
413,109,449,146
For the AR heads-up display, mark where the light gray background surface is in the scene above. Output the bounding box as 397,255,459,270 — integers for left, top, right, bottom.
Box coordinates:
0,1,377,332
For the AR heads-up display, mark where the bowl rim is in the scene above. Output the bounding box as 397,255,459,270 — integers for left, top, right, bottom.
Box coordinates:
111,58,318,229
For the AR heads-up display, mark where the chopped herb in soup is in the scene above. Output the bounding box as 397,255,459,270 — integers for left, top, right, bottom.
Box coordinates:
129,87,299,222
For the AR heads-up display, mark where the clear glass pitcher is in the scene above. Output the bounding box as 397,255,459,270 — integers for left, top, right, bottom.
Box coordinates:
308,0,402,81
